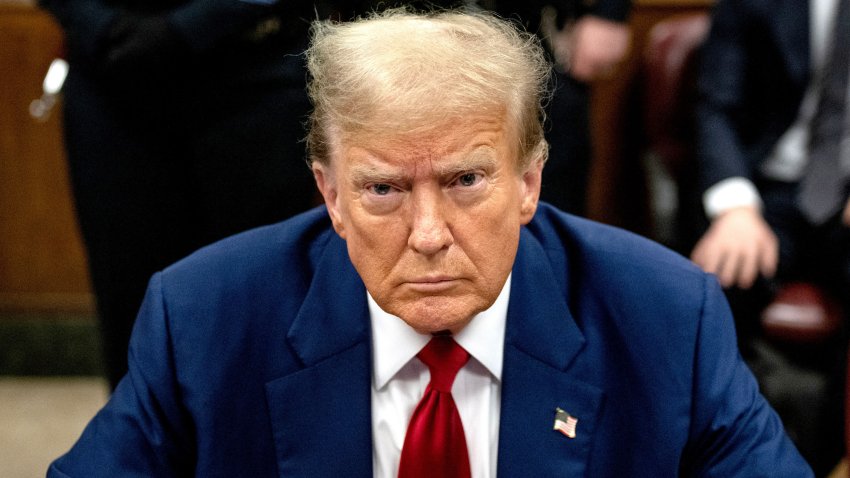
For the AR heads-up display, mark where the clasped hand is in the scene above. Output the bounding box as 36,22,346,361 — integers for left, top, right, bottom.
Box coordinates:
692,198,850,289
690,206,778,289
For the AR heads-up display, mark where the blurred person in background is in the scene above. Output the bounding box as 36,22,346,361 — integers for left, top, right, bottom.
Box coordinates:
37,0,350,389
692,0,850,473
482,0,632,215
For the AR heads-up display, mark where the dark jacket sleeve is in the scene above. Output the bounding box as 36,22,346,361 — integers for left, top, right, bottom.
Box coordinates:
696,0,811,194
166,0,279,55
38,0,119,64
39,0,282,62
48,273,194,477
546,0,633,23
586,0,632,23
694,0,755,192
680,275,813,477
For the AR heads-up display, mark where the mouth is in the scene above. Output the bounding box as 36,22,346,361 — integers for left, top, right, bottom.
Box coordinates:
404,276,460,292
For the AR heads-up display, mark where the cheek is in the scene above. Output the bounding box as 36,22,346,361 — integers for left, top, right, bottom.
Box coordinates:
470,189,522,238
347,208,401,250
344,213,408,276
458,207,520,269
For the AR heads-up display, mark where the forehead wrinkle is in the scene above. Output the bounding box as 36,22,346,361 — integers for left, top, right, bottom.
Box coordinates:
341,120,507,183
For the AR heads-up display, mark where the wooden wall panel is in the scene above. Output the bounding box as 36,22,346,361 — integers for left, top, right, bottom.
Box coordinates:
0,2,94,313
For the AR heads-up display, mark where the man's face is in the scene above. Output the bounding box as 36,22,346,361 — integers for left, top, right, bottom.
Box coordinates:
313,115,542,334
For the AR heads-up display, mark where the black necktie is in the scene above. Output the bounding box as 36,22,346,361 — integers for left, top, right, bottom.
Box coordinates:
799,0,850,224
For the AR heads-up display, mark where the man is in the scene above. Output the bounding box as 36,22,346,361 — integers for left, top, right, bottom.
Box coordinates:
39,0,327,389
50,10,810,477
692,0,849,472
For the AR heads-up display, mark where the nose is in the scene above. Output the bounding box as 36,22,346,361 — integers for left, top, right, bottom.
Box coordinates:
408,188,453,255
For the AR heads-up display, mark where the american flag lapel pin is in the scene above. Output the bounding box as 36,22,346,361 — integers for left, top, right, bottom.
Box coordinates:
553,407,578,439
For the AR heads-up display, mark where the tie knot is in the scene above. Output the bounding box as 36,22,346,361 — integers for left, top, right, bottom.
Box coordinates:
418,336,469,393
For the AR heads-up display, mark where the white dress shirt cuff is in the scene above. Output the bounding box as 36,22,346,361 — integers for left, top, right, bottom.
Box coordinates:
702,177,763,219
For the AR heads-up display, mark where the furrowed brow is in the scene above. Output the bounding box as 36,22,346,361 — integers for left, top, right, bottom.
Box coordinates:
437,149,499,177
348,164,406,185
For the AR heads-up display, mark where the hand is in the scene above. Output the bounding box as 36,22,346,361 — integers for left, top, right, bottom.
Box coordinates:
690,206,779,289
552,16,631,82
843,197,850,227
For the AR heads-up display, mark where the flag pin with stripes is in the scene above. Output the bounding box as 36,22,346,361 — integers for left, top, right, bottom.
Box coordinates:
553,407,578,439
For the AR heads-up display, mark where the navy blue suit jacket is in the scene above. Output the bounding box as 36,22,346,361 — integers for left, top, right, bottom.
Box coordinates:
49,205,811,477
696,0,810,192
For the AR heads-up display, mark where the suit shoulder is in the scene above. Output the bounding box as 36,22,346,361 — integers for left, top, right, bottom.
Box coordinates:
526,204,709,299
147,207,341,377
161,206,335,286
185,206,333,264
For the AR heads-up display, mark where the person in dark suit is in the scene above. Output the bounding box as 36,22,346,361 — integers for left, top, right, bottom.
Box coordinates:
49,10,811,477
39,0,326,388
691,0,850,473
487,0,632,215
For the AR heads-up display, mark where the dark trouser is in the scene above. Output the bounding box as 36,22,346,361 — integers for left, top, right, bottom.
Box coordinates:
731,180,850,476
63,52,317,389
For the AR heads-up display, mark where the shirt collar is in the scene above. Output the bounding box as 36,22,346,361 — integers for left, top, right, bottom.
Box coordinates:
369,274,510,390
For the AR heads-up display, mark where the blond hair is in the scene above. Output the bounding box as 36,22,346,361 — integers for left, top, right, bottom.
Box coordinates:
305,8,551,169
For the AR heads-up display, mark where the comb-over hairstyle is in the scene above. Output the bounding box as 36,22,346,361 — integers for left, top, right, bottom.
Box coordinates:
305,8,552,170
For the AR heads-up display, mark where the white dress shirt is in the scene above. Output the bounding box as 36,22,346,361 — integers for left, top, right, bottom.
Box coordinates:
370,275,509,478
703,0,849,218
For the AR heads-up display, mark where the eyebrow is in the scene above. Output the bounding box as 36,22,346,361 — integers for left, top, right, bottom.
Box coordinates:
349,164,405,186
434,148,499,177
347,146,500,185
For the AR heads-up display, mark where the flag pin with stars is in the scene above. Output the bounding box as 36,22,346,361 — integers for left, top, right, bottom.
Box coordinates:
553,407,578,438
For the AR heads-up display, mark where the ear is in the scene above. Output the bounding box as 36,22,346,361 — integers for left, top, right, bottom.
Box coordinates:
312,162,346,238
519,158,544,224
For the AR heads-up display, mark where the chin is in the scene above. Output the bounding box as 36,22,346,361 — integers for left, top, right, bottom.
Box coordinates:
394,297,483,335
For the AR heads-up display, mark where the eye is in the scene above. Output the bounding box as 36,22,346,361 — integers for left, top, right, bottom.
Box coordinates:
454,172,482,187
368,183,394,196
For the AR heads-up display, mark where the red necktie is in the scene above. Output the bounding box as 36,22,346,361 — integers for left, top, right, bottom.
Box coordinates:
398,336,471,478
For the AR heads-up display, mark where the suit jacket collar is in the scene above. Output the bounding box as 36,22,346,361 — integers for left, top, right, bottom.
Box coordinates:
286,232,369,367
265,225,601,476
265,233,374,477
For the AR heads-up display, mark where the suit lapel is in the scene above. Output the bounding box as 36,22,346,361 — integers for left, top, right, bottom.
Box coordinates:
498,229,605,476
265,233,374,477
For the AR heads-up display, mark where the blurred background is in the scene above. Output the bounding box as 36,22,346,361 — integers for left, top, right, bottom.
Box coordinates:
1,3,110,477
1,0,847,476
